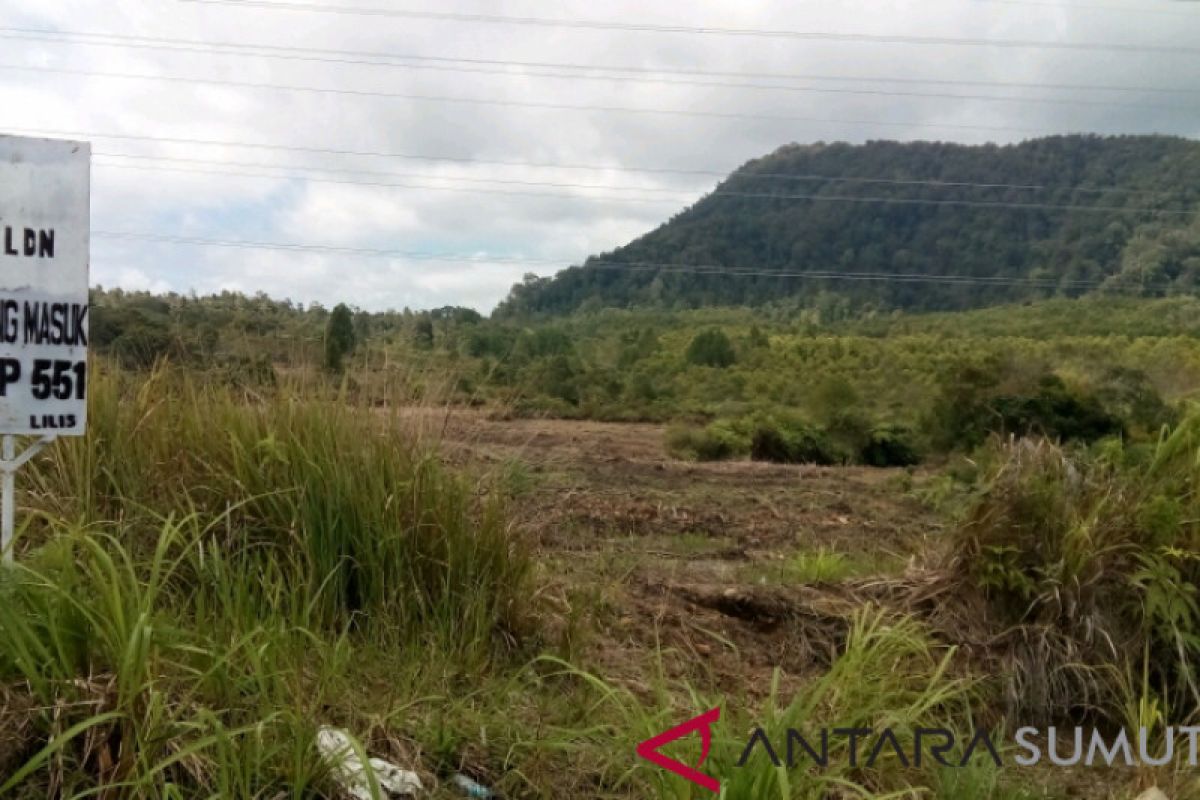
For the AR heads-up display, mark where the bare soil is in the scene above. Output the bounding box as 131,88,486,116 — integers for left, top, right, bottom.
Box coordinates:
421,410,1132,798
431,411,945,695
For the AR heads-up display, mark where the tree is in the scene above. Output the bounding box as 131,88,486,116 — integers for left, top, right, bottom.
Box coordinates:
324,303,357,371
686,328,736,368
746,326,770,349
413,317,435,349
492,136,1200,315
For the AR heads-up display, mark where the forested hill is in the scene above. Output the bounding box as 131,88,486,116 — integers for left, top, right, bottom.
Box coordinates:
496,136,1200,316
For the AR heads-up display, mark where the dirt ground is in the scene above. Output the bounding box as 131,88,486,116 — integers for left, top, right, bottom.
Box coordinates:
422,411,1139,798
430,411,947,696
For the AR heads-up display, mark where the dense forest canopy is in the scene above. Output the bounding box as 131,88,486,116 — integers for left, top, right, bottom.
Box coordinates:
496,135,1200,316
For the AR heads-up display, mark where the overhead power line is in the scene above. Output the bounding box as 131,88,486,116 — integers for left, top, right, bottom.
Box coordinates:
2,29,1190,110
176,0,1200,55
0,62,1055,135
91,156,1198,215
94,160,681,204
971,0,1200,16
10,124,753,177
91,150,1178,199
7,27,1192,97
7,126,1188,201
90,230,1181,294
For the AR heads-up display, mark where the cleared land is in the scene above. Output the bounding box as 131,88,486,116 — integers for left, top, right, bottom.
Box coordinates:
431,411,1137,798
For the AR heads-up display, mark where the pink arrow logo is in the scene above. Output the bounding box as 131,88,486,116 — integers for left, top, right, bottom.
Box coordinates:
636,707,722,793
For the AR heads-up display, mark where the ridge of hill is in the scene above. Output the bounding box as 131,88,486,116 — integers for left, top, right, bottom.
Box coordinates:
496,135,1200,316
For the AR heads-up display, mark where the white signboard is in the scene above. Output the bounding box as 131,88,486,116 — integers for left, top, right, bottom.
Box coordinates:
0,135,90,436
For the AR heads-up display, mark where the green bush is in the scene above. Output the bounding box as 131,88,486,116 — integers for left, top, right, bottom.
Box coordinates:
1094,366,1178,435
927,368,1128,451
111,323,175,369
664,419,749,461
674,413,924,468
953,410,1200,722
685,328,737,368
524,354,580,405
990,374,1123,442
219,354,277,388
749,417,838,465
860,425,922,467
323,302,357,371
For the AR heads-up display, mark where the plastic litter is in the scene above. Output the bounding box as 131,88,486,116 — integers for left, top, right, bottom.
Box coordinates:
316,725,424,798
451,773,494,798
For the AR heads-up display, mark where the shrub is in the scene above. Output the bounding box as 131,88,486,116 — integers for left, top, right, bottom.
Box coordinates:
952,410,1200,722
220,354,277,388
685,328,736,368
860,425,922,467
823,408,873,463
110,322,175,369
1094,366,1178,435
664,420,749,461
323,302,356,371
990,374,1123,442
927,368,1126,451
810,375,860,426
525,354,580,405
749,417,837,465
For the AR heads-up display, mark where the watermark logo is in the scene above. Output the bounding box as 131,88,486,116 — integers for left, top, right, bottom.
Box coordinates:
638,712,1200,791
636,707,722,793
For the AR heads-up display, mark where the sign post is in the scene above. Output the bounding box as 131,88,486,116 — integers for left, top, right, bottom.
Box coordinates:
0,135,91,561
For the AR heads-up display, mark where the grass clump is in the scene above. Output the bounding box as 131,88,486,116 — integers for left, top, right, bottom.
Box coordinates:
952,407,1200,723
0,517,332,797
746,547,901,585
23,364,530,647
0,362,543,794
664,419,750,461
565,608,974,799
666,412,921,467
749,416,839,466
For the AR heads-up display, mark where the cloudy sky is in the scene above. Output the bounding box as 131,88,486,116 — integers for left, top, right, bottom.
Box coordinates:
2,0,1198,311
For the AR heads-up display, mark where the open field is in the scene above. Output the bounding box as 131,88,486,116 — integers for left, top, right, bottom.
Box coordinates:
417,408,1191,799
2,334,1198,797
438,412,938,690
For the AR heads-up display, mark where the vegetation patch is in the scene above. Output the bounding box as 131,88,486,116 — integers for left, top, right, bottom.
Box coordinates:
950,410,1200,724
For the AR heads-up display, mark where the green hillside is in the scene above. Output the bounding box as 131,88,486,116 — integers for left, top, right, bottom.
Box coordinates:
497,135,1200,315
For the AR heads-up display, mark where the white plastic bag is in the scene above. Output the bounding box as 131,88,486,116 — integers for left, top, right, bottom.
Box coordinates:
317,725,424,799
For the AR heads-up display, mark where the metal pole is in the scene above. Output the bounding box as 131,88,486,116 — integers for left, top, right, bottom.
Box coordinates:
2,435,13,564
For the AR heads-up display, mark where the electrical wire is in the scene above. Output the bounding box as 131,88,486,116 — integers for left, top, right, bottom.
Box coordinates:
91,150,1180,199
9,126,1191,202
6,27,1193,97
90,230,1182,293
91,157,1197,215
0,62,1055,136
0,29,1188,111
970,0,1200,16
175,0,1200,55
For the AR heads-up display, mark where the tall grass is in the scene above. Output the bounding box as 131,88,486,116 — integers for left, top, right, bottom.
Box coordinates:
0,516,331,796
0,363,533,795
21,363,530,649
953,407,1200,723
550,609,978,799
